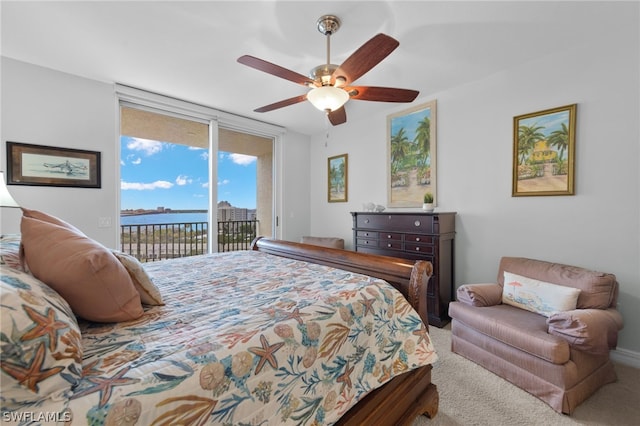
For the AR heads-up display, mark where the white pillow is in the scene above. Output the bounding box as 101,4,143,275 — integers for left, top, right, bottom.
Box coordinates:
502,271,581,317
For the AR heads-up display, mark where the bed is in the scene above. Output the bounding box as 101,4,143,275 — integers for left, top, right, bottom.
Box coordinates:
1,213,439,426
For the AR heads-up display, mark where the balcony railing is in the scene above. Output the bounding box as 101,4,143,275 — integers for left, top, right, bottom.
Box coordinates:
120,220,257,262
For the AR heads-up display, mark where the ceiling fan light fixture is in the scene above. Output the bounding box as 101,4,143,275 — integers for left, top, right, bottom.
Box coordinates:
307,86,349,112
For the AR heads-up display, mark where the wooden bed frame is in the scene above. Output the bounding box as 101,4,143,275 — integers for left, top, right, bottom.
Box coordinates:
251,237,439,425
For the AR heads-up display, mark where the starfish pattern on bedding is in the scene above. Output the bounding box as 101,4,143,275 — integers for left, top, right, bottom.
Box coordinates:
412,323,430,345
71,366,140,408
359,294,376,316
21,305,70,351
277,307,310,325
248,334,285,374
336,361,354,391
1,342,64,392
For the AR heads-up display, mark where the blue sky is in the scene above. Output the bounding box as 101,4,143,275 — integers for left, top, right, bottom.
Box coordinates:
520,110,569,137
120,136,256,210
390,106,431,142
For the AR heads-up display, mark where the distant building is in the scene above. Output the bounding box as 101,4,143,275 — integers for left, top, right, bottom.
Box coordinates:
217,200,255,222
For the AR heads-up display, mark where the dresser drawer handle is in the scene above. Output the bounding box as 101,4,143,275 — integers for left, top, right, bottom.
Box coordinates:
415,237,420,242
364,219,370,224
387,243,392,248
414,220,421,227
387,235,392,239
415,247,421,251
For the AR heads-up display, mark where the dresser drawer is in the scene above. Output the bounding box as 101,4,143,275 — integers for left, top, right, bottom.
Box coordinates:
379,240,403,251
356,214,389,229
404,243,434,255
356,214,436,233
405,234,434,245
356,238,378,248
356,230,378,239
380,232,402,242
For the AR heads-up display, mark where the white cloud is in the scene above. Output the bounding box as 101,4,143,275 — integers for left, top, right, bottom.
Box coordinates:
121,180,173,190
126,138,163,156
200,152,209,161
218,179,230,186
202,182,210,188
175,175,192,186
131,157,142,165
229,153,256,166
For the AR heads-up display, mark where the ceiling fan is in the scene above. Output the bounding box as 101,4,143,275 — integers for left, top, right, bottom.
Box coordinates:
237,15,419,126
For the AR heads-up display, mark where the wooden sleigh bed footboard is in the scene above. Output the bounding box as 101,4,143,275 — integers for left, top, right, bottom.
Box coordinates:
251,237,439,424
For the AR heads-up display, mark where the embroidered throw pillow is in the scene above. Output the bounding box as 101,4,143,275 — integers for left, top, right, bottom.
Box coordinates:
502,271,581,317
0,266,83,410
112,250,164,305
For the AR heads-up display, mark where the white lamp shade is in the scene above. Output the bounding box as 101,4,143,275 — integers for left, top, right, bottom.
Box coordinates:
0,172,20,208
307,86,349,112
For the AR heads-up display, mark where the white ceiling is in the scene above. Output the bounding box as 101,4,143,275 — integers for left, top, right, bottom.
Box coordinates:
0,1,623,136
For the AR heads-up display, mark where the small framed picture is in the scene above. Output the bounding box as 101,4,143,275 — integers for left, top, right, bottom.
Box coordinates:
512,104,576,196
6,141,101,188
328,153,348,202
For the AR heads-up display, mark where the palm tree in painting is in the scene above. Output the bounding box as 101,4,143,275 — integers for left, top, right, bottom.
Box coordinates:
329,161,344,193
548,123,569,161
390,128,411,166
414,116,431,167
518,123,545,164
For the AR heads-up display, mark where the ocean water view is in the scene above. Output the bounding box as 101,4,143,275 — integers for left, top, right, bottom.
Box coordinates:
120,212,208,226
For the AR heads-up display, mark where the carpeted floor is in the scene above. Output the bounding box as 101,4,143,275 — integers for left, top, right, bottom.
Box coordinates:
412,325,640,426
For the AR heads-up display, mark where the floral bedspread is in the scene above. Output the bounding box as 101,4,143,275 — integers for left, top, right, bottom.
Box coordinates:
65,250,437,425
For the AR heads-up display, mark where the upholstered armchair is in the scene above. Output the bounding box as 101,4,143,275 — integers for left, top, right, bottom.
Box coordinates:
448,257,623,414
300,236,345,249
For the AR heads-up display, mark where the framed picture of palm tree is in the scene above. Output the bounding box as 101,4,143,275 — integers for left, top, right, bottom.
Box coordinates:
328,153,348,202
387,100,437,208
513,104,576,196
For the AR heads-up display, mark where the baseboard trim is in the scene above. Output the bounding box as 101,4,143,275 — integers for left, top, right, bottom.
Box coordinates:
611,347,640,368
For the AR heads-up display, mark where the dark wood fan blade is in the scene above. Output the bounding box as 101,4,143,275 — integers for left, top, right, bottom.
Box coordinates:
332,34,399,85
254,94,308,113
348,86,419,103
328,107,347,126
238,55,315,87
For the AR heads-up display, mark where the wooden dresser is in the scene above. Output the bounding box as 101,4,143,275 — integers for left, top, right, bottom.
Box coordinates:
351,212,456,327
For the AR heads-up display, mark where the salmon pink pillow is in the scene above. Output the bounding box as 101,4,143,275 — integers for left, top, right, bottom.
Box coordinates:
20,210,143,323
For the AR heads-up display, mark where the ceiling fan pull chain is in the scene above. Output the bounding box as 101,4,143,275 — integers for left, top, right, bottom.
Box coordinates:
325,117,330,147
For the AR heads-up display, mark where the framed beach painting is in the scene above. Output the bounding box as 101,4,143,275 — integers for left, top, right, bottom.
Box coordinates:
512,104,576,196
6,141,101,188
328,153,348,202
387,100,437,208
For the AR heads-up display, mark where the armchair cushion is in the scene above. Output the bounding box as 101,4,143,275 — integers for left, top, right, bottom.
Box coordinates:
547,308,624,354
502,271,581,317
456,283,502,307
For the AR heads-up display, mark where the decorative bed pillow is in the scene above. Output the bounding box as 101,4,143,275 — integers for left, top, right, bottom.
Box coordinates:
0,233,27,272
0,266,83,410
502,271,581,317
20,211,143,323
112,250,164,305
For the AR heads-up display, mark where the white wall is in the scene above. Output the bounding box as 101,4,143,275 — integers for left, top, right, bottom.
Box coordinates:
1,57,119,246
279,130,311,242
309,18,640,354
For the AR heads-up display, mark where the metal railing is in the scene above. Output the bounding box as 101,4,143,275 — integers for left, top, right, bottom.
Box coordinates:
120,220,257,262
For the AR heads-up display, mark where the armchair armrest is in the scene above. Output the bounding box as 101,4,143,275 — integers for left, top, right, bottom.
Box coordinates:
456,283,502,307
547,308,624,354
